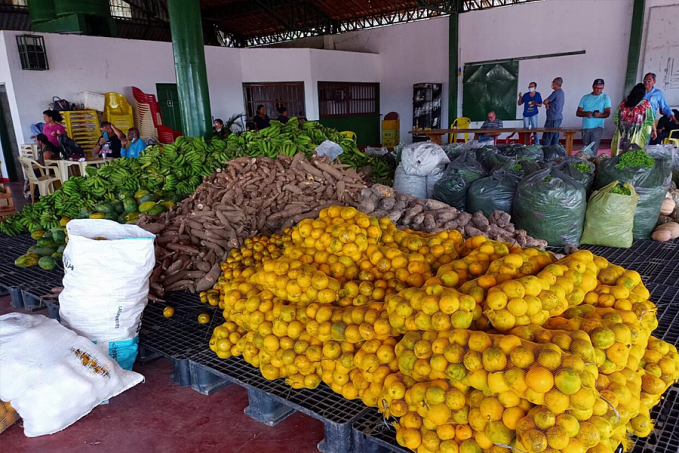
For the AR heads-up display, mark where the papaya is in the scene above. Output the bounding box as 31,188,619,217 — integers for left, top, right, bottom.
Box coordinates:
104,212,118,221
111,199,124,215
138,201,156,213
51,252,63,263
38,256,56,271
139,193,156,203
57,245,66,253
31,230,45,240
147,204,166,216
122,196,138,214
134,189,150,201
77,208,91,219
160,201,176,210
94,202,115,214
119,190,134,201
89,212,106,219
59,217,71,227
15,254,39,267
117,213,127,224
42,230,53,240
37,237,55,247
125,212,140,223
32,246,59,257
51,228,66,245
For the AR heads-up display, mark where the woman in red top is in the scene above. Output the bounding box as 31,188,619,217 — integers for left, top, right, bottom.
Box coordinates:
41,110,66,147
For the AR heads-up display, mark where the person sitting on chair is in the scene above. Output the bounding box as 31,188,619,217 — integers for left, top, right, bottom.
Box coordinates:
651,109,679,145
121,128,146,158
276,106,289,124
93,122,123,158
476,111,503,143
36,133,59,165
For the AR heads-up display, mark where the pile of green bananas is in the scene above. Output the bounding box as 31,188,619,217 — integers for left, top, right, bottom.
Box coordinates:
0,136,229,235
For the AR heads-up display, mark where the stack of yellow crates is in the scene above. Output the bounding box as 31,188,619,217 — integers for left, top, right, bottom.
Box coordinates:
63,110,100,153
104,93,135,134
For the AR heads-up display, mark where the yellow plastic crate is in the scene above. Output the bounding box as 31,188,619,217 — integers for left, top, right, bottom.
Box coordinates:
382,119,400,147
63,110,101,153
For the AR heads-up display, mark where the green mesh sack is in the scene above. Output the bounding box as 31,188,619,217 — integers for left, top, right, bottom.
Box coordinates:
580,182,639,248
467,170,521,216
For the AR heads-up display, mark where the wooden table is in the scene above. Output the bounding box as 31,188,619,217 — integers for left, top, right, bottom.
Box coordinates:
409,127,582,155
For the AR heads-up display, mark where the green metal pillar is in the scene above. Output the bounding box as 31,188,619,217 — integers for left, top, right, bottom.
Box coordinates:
624,0,645,96
448,12,459,127
167,0,211,137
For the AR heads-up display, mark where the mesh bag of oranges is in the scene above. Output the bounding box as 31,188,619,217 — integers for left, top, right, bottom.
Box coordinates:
0,400,18,434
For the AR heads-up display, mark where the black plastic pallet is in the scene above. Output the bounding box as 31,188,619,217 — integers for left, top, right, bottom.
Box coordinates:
647,284,679,346
352,408,408,453
632,386,679,453
190,349,370,453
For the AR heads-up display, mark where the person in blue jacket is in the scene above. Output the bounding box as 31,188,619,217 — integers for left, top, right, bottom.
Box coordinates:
121,128,146,158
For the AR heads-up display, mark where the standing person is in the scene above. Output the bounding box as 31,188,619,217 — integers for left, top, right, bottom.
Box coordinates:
93,121,122,158
541,77,565,146
475,111,503,144
651,109,679,145
518,82,542,129
576,79,612,156
41,110,66,147
253,105,270,130
611,83,656,156
643,73,677,125
120,128,146,158
276,106,289,124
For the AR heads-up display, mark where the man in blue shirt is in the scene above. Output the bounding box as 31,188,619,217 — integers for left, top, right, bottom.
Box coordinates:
121,128,146,158
541,77,565,146
576,79,612,156
643,73,677,126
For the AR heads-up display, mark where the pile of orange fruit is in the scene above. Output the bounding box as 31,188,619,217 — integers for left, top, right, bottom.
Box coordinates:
200,206,679,453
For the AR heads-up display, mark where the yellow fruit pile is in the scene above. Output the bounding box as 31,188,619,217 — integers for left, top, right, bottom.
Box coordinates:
202,206,679,453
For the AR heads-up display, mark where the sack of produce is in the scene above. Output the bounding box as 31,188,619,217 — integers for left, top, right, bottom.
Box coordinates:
426,168,445,199
315,140,344,161
0,313,143,436
475,146,504,171
59,219,156,370
500,143,544,161
594,150,672,239
513,168,587,246
492,157,544,179
467,170,521,216
394,164,427,198
556,157,596,193
580,182,640,248
433,152,486,210
542,143,567,162
400,141,450,176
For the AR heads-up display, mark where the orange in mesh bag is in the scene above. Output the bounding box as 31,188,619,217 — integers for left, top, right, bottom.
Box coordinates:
0,400,19,434
394,330,599,409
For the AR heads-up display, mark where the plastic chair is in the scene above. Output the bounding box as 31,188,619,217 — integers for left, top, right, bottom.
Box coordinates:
665,130,679,147
20,144,37,159
450,117,471,144
18,156,60,203
340,131,357,142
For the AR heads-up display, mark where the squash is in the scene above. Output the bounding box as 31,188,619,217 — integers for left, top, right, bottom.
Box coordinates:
652,229,672,242
38,256,56,270
661,197,676,216
655,221,679,239
15,254,39,267
30,230,45,240
138,201,157,213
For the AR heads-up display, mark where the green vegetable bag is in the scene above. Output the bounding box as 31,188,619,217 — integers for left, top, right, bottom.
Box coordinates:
467,170,521,216
513,168,587,246
594,150,672,239
580,182,639,248
556,157,595,193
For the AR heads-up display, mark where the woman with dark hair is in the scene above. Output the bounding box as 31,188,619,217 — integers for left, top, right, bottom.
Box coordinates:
276,106,289,124
651,109,679,145
253,105,270,130
36,133,59,164
213,118,227,139
611,83,656,156
42,110,66,147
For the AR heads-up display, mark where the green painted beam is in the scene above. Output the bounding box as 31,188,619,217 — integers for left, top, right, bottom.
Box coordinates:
167,0,212,137
448,12,459,128
624,0,645,96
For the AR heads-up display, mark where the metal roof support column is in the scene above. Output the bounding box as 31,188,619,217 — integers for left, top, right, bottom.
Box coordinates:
167,0,211,137
624,0,645,96
448,11,459,127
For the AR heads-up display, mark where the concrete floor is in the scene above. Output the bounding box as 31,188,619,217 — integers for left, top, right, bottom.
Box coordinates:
0,296,324,453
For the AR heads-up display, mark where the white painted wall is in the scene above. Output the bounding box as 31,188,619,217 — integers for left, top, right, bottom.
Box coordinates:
326,0,647,143
0,31,381,179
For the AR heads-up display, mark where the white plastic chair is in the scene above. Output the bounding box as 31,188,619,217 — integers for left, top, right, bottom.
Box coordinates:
18,156,60,203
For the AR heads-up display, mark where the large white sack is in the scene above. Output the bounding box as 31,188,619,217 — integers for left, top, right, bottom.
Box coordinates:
400,142,450,176
0,313,144,437
393,165,427,199
59,219,155,342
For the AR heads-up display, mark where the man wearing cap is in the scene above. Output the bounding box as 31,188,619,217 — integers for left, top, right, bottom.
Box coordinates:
643,73,677,125
576,79,612,156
